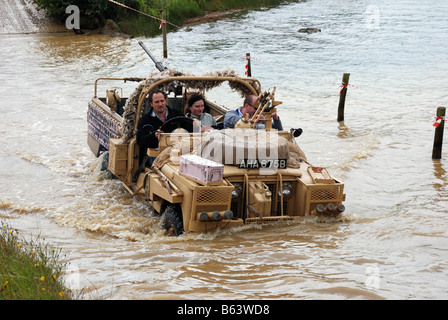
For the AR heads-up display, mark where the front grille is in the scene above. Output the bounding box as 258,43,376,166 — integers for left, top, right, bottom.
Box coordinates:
230,201,241,218
229,181,292,218
193,186,232,214
196,188,230,203
273,201,288,216
267,183,290,216
309,185,344,201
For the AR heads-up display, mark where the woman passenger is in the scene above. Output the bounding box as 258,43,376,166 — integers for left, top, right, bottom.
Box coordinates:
186,93,217,132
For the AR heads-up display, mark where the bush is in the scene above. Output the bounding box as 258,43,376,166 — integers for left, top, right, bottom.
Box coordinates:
33,0,110,22
118,0,204,36
33,0,295,36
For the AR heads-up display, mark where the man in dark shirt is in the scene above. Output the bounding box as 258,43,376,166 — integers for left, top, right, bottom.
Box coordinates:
136,90,183,165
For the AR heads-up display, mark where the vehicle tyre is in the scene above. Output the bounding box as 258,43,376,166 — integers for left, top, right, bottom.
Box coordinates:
100,151,109,171
99,151,117,179
162,205,184,236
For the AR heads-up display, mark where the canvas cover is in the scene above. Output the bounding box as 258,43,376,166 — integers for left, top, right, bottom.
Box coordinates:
197,129,290,167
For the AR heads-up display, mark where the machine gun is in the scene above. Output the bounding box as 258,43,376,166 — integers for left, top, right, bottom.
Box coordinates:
138,41,183,96
138,41,168,72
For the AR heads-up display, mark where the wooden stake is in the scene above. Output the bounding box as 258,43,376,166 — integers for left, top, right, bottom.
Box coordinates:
337,73,350,122
246,53,251,77
162,10,167,58
432,106,446,159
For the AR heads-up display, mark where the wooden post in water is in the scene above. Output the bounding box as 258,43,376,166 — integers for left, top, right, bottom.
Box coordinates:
246,53,251,77
337,73,350,122
432,106,446,159
162,10,167,58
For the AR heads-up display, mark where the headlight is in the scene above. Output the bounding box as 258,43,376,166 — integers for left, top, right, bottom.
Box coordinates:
212,211,221,221
199,212,208,221
278,182,294,199
326,203,335,213
224,210,233,219
231,182,243,199
315,204,325,214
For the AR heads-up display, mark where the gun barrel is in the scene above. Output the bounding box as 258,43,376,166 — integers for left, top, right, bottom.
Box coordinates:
138,41,168,72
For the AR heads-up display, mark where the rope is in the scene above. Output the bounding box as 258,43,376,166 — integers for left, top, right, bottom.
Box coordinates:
415,108,446,127
242,54,265,63
108,0,180,28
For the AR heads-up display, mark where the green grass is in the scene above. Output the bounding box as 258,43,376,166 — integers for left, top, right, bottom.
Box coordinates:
0,223,72,300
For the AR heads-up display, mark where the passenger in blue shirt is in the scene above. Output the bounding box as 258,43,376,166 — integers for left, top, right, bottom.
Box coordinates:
223,95,283,130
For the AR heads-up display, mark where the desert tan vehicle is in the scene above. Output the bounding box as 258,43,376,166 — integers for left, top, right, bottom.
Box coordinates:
87,49,346,236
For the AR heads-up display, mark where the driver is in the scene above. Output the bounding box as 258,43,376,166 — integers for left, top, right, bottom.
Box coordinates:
136,90,184,165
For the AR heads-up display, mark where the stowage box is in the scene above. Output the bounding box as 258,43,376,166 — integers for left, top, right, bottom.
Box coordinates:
179,154,224,185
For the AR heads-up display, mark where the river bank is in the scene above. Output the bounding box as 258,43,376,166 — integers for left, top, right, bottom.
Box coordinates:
49,9,252,37
53,9,246,38
183,9,243,26
24,0,294,37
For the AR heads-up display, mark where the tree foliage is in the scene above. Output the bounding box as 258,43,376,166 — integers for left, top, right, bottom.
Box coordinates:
33,0,110,22
32,0,292,36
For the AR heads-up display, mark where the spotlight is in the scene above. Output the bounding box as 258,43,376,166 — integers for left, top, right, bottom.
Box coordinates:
199,212,209,221
212,211,221,221
326,203,335,213
315,204,325,214
278,182,294,199
224,210,233,220
231,183,243,199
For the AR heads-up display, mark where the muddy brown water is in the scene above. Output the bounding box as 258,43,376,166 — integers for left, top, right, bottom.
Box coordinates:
1,0,447,299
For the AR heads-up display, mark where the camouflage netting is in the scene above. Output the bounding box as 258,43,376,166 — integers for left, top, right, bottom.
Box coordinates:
120,69,260,143
120,81,145,143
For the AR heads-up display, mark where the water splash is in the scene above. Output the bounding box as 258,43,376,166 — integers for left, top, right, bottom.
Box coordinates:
0,0,47,34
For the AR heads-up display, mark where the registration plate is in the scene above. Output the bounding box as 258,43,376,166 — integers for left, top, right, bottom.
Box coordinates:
238,159,288,169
